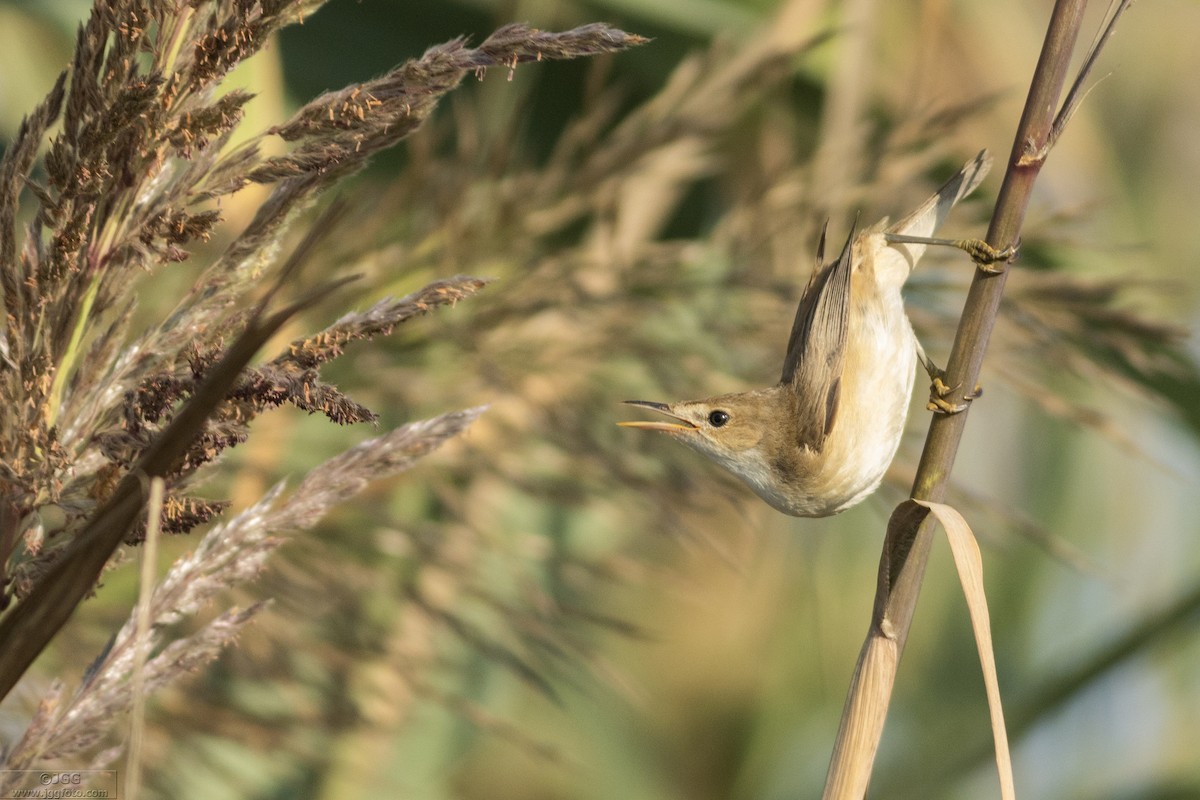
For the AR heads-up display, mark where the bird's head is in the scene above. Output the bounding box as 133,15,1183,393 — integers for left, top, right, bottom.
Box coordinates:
619,390,787,475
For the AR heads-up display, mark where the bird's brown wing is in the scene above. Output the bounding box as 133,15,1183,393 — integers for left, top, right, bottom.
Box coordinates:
779,221,855,452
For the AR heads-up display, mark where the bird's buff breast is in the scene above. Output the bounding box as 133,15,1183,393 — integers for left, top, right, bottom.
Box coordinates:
751,294,916,517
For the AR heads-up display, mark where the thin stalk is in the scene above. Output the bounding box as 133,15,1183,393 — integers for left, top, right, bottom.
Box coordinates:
822,1,1092,797
125,476,164,800
46,275,100,426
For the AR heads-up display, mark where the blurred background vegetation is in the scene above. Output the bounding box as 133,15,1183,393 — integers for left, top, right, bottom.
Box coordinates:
2,0,1199,798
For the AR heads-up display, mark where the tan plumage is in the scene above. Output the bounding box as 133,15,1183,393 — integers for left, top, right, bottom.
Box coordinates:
621,151,992,517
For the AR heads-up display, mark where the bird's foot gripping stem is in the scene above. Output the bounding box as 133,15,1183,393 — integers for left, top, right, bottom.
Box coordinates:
885,233,1019,274
928,374,982,414
917,346,982,415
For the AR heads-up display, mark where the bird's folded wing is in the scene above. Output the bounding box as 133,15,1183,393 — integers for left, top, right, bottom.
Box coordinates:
780,222,855,452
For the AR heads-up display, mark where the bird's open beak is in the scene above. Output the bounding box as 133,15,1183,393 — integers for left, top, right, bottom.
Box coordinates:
618,400,696,432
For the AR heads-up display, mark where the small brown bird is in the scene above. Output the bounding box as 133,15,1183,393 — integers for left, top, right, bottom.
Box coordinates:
621,151,995,517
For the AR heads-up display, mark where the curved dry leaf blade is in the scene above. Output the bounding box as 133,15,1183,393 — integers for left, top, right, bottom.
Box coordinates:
913,499,1014,800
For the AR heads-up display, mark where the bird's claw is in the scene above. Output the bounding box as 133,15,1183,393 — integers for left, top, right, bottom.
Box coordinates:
958,237,1019,274
926,375,983,415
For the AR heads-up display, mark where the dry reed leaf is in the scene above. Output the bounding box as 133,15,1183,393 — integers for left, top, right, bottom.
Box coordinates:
913,499,1014,800
821,632,898,800
824,499,1015,800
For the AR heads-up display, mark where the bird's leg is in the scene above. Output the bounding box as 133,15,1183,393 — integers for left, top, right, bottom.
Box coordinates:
885,233,1018,274
915,337,982,414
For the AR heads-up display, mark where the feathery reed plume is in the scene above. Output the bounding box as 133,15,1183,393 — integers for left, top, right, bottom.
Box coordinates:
0,0,646,781
0,408,485,783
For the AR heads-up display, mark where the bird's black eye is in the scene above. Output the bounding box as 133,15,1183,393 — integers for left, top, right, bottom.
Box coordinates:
708,410,730,427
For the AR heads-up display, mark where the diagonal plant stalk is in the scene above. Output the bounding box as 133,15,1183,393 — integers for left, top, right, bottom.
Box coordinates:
821,0,1135,796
